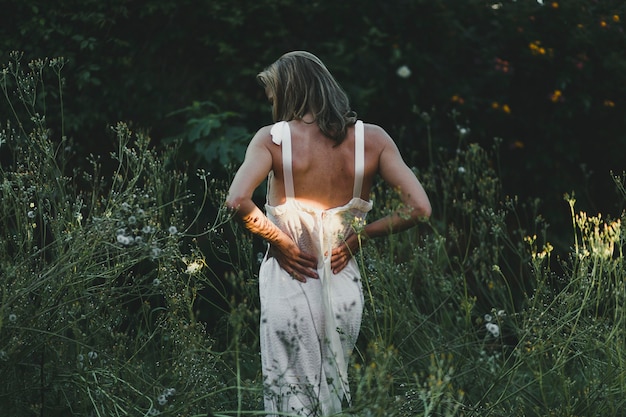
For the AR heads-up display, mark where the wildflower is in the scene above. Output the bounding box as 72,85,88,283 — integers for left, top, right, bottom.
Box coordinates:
150,247,162,259
152,278,161,286
27,210,36,218
604,100,615,107
142,225,153,234
8,313,17,323
458,127,469,137
511,140,525,150
77,354,84,362
164,388,176,397
457,166,466,174
185,260,203,275
396,65,411,78
168,225,178,235
600,20,608,28
550,89,563,103
148,408,160,416
497,309,506,317
551,2,558,8
128,215,137,225
613,15,620,23
88,351,98,360
486,322,500,337
484,314,493,323
117,234,132,245
451,95,465,105
502,104,511,114
157,394,168,406
529,41,546,55
491,101,500,110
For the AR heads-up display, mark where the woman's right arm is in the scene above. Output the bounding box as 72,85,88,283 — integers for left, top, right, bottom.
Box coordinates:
331,126,431,273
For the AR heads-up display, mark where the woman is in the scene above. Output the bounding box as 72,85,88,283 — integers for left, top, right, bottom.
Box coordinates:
225,51,431,416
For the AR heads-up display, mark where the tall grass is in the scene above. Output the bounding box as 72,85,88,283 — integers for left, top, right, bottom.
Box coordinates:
1,53,625,416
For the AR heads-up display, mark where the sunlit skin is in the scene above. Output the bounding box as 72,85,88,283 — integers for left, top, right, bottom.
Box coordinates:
226,101,431,282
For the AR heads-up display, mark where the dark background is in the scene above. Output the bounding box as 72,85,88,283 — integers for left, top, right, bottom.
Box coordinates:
2,0,625,243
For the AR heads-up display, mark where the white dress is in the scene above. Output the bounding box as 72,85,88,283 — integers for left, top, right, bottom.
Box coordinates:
259,121,373,416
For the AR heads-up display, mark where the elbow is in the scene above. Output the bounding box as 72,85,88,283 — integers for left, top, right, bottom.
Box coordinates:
411,201,432,222
224,193,246,213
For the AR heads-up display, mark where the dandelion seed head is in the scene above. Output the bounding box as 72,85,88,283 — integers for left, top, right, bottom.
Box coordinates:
396,65,411,78
151,247,162,259
486,322,500,337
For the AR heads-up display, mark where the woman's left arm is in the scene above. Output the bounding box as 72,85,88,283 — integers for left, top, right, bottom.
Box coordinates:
225,128,319,282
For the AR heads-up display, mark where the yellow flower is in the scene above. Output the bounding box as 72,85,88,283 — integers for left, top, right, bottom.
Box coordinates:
600,20,608,28
550,89,562,103
502,104,511,114
613,15,620,23
551,2,558,8
491,101,500,109
604,100,615,107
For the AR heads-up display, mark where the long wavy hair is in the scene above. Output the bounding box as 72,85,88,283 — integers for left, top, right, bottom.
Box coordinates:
257,51,357,144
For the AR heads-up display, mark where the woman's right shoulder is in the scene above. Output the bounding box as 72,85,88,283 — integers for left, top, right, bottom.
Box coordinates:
362,122,395,150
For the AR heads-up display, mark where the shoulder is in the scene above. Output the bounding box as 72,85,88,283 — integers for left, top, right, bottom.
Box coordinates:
362,122,396,150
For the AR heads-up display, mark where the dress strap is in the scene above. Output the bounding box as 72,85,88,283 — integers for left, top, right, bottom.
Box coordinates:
270,121,295,199
352,120,365,199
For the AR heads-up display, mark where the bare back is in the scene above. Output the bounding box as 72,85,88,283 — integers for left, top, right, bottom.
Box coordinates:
266,120,382,209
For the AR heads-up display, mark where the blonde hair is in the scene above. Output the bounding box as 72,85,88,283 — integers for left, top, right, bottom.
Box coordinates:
257,51,357,144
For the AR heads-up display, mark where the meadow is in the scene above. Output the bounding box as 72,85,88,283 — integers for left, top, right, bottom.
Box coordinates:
1,52,625,416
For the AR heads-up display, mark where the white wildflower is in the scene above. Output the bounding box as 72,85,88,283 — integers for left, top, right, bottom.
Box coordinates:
150,247,162,259
458,166,466,174
8,313,17,323
185,260,203,275
168,225,178,235
396,65,411,78
157,394,168,406
88,351,98,360
484,313,492,323
27,210,36,219
128,215,137,224
164,387,176,397
142,225,153,234
486,322,500,337
152,278,161,286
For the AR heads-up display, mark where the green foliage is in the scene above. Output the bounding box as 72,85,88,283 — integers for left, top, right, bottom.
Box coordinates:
0,53,240,416
2,0,625,227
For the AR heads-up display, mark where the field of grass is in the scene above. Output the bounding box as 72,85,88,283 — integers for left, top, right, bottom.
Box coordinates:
1,54,625,417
